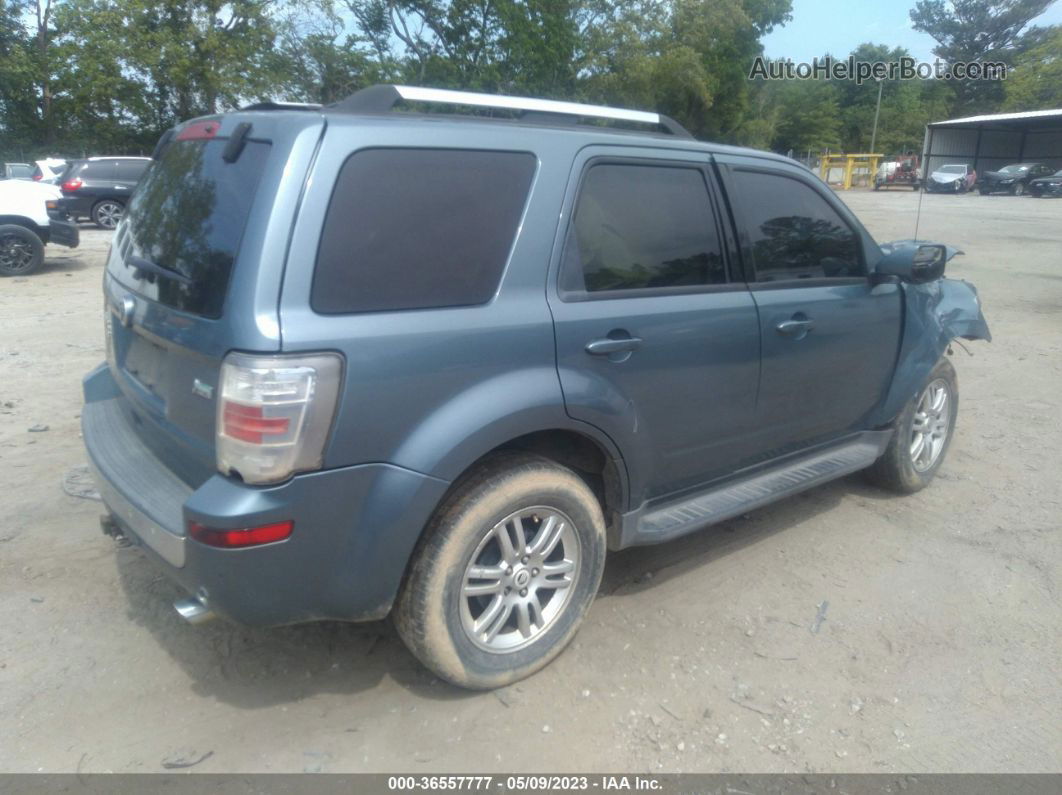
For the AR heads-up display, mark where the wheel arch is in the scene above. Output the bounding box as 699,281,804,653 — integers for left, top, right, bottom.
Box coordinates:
0,215,45,239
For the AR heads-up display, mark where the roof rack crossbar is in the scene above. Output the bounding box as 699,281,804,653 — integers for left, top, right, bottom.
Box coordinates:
331,84,693,138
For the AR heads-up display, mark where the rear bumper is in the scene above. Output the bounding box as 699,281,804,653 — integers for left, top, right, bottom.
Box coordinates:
82,363,450,626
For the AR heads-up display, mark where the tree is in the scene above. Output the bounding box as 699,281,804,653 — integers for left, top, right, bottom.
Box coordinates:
1002,25,1062,110
910,0,1054,113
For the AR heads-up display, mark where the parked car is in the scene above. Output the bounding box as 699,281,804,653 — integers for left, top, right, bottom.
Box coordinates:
1028,168,1062,197
926,163,977,193
58,156,151,228
874,155,921,190
1,162,34,180
82,85,990,689
978,163,1055,196
0,178,80,275
31,158,68,185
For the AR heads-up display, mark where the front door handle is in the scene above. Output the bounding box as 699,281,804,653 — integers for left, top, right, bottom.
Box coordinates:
585,336,643,356
776,318,814,336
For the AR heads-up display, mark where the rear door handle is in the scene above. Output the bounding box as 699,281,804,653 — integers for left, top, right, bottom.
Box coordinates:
776,318,814,336
585,337,643,355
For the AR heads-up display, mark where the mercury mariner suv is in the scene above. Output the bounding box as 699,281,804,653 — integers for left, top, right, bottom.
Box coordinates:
83,85,990,689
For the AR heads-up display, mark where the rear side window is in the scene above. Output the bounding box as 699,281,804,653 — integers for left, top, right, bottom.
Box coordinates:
78,161,114,179
730,169,863,281
312,148,536,314
9,164,32,178
117,160,149,180
562,163,725,295
110,139,271,318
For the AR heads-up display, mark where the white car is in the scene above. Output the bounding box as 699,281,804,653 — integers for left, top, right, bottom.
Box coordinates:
0,179,79,276
32,158,69,185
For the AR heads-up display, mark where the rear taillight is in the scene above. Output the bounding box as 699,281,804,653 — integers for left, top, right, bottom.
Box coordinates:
216,352,343,485
32,174,41,181
62,177,82,192
189,520,294,548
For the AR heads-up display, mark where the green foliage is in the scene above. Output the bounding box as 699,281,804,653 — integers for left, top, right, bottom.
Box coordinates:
1003,26,1062,110
910,0,1054,113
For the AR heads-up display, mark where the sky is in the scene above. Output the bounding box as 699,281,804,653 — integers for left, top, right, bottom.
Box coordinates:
762,0,1062,63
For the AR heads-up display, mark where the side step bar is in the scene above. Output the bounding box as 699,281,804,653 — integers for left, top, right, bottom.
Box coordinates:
616,431,892,549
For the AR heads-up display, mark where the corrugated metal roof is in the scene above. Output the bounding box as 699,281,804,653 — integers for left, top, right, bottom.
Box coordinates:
930,108,1062,127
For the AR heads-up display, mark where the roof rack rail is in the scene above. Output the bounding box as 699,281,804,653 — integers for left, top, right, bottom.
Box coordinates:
329,84,693,139
241,100,323,111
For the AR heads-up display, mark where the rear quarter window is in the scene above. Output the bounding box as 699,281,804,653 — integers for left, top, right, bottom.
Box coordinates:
312,148,536,314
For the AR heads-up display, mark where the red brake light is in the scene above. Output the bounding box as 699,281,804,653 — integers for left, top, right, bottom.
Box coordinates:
222,402,291,444
176,120,221,141
189,520,294,548
32,174,41,181
62,177,83,192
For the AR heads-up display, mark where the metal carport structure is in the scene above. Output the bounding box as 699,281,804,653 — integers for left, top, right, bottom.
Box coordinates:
922,108,1062,177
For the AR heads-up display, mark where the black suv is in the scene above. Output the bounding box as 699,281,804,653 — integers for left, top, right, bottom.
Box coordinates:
58,157,151,228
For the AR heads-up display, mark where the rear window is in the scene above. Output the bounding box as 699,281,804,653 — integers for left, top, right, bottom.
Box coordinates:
312,148,536,314
109,139,270,318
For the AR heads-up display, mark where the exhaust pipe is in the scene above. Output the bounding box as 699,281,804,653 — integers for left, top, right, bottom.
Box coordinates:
174,597,216,625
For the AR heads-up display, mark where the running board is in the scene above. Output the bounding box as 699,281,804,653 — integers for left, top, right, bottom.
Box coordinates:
615,431,891,549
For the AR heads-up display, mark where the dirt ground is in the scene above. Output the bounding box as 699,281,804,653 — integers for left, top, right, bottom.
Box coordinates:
1,190,1059,775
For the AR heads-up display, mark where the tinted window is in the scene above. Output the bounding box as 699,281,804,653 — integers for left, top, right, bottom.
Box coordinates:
563,164,725,294
116,160,149,180
78,161,115,179
109,139,271,318
313,148,535,314
10,164,32,178
731,170,863,281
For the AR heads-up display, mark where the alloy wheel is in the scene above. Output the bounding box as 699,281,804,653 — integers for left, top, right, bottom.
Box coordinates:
459,507,580,653
95,202,123,229
0,232,36,273
910,378,951,472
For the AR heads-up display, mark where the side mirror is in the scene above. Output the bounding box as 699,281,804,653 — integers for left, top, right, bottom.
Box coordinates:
874,243,949,284
910,244,947,282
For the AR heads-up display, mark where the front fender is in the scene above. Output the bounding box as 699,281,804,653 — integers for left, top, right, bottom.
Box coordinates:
871,278,991,426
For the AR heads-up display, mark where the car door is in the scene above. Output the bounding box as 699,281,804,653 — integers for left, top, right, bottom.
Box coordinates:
548,148,762,504
717,156,902,454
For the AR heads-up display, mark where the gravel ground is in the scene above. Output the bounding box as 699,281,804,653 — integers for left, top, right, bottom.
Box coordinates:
1,191,1059,774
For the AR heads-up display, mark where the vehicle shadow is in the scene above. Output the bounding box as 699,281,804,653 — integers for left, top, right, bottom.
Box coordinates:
115,472,901,709
38,253,91,274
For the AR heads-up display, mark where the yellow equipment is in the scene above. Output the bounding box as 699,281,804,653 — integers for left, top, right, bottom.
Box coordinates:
819,153,882,189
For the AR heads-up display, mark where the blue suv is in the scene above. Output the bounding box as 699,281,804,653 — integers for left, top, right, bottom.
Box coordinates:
83,85,990,689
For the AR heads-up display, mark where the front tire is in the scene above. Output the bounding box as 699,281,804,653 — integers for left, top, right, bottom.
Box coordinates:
394,453,607,689
0,224,45,276
1012,182,1025,197
866,357,958,494
92,200,124,229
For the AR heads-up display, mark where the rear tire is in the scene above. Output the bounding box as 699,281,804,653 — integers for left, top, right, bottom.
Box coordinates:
866,357,958,494
1012,182,1025,197
0,224,45,276
92,200,124,229
394,453,607,690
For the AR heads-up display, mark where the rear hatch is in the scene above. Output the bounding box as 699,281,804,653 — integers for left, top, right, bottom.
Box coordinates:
103,112,324,486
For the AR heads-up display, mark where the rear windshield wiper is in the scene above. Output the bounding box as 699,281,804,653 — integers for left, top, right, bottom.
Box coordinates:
129,255,192,285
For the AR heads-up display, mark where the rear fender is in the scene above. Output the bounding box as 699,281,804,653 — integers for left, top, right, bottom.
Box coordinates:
391,367,629,503
871,277,991,425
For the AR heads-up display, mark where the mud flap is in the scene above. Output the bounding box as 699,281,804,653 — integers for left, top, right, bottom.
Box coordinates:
870,278,991,426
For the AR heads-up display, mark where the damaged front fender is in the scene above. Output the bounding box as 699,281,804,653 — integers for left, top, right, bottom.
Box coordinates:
870,277,991,427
